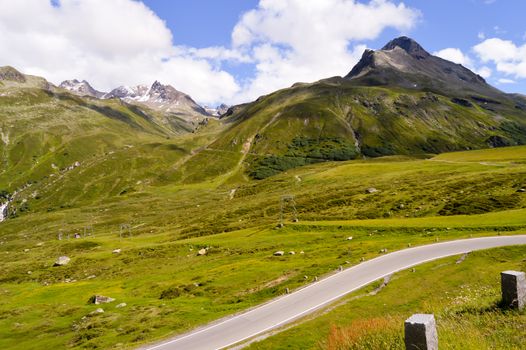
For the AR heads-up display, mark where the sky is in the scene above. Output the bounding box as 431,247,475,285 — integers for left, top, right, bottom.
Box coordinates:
1,0,526,105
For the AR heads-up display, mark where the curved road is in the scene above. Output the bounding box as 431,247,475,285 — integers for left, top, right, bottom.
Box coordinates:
144,235,526,350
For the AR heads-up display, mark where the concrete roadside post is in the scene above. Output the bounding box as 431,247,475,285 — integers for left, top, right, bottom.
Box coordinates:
404,314,438,350
501,271,526,310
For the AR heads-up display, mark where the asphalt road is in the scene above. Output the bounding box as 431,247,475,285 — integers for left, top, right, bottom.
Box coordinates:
143,235,526,350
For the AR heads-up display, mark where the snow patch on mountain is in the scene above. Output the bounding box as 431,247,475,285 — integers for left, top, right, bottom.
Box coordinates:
59,79,104,98
204,103,229,116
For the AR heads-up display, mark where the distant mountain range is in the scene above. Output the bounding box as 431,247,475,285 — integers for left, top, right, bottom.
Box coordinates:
59,79,105,99
2,36,526,186
58,79,230,121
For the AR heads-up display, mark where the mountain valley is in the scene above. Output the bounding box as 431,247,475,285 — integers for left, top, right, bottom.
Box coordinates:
0,37,525,350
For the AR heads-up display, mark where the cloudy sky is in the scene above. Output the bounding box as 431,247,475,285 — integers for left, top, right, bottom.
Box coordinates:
1,0,525,105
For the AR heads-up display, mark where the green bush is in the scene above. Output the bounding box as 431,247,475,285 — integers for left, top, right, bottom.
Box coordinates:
249,137,359,179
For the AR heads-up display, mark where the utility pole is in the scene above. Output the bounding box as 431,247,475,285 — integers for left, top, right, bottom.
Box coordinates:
280,195,298,226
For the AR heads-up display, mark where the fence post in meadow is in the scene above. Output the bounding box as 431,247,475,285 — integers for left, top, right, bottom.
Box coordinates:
501,271,526,310
404,314,438,350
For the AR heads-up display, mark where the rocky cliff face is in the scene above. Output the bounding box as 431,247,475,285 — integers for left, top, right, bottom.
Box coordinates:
59,79,105,98
345,36,500,99
104,81,210,122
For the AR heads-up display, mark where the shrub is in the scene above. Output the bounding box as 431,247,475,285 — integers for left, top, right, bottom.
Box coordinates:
325,317,403,350
160,287,181,299
249,137,359,179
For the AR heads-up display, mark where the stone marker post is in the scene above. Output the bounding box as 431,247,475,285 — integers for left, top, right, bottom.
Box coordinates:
501,270,526,310
404,314,438,350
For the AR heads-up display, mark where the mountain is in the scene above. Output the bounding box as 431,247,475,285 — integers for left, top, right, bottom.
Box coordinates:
0,66,200,206
59,79,105,98
204,103,230,117
0,66,52,90
345,36,502,99
177,37,526,181
58,78,210,131
0,65,26,83
104,81,210,123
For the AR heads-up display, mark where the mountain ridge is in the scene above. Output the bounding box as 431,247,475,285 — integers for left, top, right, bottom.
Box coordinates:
345,36,502,99
2,36,526,185
187,36,526,181
59,79,105,98
59,78,211,123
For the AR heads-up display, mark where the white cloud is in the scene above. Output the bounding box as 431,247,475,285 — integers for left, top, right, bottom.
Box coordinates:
433,47,492,79
0,0,239,104
473,38,526,78
230,0,420,102
0,0,421,105
497,78,516,84
434,48,473,67
493,25,506,35
476,66,492,79
478,32,486,40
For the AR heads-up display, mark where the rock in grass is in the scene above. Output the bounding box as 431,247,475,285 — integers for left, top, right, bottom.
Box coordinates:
365,187,379,194
89,308,104,315
89,295,116,304
273,251,285,256
197,248,207,256
115,303,127,308
53,256,70,266
112,248,121,254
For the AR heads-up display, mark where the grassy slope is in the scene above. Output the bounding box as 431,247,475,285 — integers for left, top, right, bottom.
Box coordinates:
0,146,526,349
0,84,229,215
180,79,526,182
1,73,526,349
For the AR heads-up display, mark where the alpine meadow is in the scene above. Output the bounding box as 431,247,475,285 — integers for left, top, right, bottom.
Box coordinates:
1,2,526,350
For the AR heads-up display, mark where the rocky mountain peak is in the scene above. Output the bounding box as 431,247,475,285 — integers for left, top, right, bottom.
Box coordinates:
151,80,164,91
0,66,27,83
381,36,430,60
148,81,181,102
204,103,230,117
345,36,499,98
104,81,209,119
59,79,105,98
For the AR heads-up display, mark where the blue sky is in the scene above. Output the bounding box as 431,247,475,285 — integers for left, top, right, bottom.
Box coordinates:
1,0,526,104
143,0,526,97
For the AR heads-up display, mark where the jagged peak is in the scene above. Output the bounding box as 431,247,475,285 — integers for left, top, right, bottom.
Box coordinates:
381,36,430,60
60,79,89,86
344,36,500,98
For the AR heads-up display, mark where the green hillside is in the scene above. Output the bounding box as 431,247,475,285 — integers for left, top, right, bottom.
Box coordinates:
176,79,526,182
1,143,526,349
0,68,220,216
1,53,526,350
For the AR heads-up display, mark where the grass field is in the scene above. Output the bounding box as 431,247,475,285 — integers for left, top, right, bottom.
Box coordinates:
0,145,526,349
245,245,526,350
